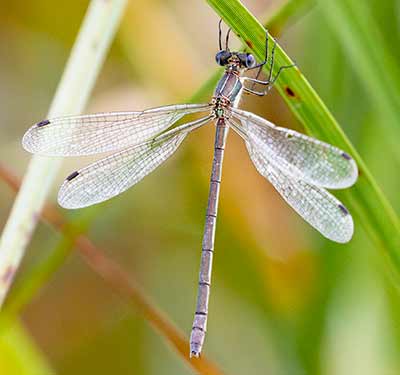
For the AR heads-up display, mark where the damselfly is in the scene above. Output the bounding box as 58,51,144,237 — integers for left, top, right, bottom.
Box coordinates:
22,21,358,357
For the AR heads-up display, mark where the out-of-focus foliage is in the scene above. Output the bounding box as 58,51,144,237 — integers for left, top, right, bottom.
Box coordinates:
0,1,399,374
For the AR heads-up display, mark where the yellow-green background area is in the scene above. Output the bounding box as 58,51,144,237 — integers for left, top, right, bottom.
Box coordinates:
1,0,400,374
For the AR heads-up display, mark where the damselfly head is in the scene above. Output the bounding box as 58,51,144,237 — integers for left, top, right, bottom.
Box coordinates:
215,50,256,69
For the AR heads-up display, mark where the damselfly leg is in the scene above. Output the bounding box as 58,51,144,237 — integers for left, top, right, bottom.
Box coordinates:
244,32,296,96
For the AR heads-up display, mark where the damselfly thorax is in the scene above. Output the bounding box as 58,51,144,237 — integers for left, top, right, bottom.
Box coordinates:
214,71,243,103
22,20,358,358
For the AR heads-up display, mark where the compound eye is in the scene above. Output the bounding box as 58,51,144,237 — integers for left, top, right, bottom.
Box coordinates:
215,50,231,66
245,53,256,68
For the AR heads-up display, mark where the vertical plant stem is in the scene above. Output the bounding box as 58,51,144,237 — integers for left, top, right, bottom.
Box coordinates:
0,0,128,306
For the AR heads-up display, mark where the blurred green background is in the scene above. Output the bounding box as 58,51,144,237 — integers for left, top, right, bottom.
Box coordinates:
1,0,400,374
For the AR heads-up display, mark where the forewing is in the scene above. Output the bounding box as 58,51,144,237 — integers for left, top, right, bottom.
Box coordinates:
23,103,210,156
231,108,358,189
246,139,353,243
58,115,211,209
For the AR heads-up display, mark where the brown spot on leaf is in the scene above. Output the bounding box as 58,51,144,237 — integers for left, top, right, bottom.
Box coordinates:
1,266,15,285
245,40,253,49
285,86,297,98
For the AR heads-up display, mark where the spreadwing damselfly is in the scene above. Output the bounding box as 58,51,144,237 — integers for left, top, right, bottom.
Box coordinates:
22,20,358,357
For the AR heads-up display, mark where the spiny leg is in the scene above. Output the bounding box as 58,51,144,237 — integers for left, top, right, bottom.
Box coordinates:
247,29,270,72
267,37,278,82
247,30,269,91
270,63,296,85
243,63,295,96
243,87,269,96
245,33,279,93
244,62,296,96
244,32,295,96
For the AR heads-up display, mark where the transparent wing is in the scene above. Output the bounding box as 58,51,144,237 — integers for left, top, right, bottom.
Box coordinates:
230,108,358,189
23,103,211,156
58,115,212,209
229,119,354,243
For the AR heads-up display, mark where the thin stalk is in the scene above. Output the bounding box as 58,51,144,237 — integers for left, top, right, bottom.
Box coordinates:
0,0,128,306
0,164,225,375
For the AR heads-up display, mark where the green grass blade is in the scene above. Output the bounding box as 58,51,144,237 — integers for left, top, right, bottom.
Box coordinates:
318,0,400,145
206,0,400,278
265,0,314,34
